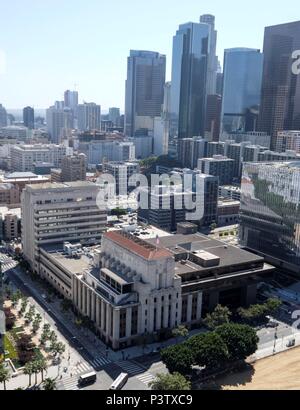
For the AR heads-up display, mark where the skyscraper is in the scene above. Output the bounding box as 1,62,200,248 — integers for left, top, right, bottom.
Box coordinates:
46,106,73,143
125,50,166,137
205,94,222,142
0,104,7,127
77,102,101,131
108,107,121,126
23,106,35,129
259,21,300,150
221,48,263,136
170,21,210,139
64,90,79,111
200,14,218,96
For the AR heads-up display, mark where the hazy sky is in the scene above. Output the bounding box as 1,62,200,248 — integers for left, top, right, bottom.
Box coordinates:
1,0,300,111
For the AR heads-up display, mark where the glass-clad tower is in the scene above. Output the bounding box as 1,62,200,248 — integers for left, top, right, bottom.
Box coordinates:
124,50,166,138
240,161,300,274
221,48,263,136
259,21,300,150
170,22,210,140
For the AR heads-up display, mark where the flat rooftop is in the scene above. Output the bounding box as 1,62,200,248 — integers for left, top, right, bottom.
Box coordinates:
40,244,100,276
28,181,96,190
146,233,264,275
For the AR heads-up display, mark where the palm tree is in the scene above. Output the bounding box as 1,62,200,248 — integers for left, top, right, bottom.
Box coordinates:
23,362,34,386
0,363,11,391
38,358,48,382
32,360,40,386
43,378,57,391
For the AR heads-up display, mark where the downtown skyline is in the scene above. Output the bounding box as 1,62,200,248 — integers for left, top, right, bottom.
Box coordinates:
1,0,300,110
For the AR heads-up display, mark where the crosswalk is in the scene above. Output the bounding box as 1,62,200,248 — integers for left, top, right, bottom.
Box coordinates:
136,372,156,386
116,360,144,376
0,258,17,272
90,356,111,369
74,362,93,375
57,377,79,391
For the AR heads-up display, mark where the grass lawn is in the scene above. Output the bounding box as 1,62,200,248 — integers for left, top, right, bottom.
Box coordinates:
4,334,18,361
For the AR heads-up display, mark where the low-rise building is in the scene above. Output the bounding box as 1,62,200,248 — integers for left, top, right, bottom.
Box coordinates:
217,199,240,226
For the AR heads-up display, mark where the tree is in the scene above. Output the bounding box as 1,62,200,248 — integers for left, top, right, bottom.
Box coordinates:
11,290,22,307
215,323,259,362
160,344,194,375
24,362,34,386
43,378,57,391
265,298,282,315
203,305,232,330
36,358,48,382
25,305,36,324
150,372,191,391
0,363,10,391
172,325,189,343
20,297,29,315
49,331,58,343
50,341,66,357
187,332,229,370
32,320,40,334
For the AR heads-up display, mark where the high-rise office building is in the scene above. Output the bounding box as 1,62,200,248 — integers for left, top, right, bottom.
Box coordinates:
259,21,300,150
46,106,73,143
205,94,222,142
0,104,7,127
240,161,300,274
23,106,35,129
170,21,210,139
200,14,218,96
77,103,101,131
108,107,121,126
124,50,166,138
64,90,78,112
221,48,263,136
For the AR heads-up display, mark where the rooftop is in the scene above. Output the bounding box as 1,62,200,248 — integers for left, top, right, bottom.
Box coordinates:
104,230,173,260
27,181,96,191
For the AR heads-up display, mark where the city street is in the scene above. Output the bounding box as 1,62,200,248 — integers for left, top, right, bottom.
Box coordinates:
1,252,170,390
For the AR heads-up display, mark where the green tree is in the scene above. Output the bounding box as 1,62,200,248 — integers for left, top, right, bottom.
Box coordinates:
25,305,36,324
20,297,29,315
0,363,10,391
49,331,58,343
265,298,282,315
11,290,22,307
160,344,194,375
172,325,189,343
50,341,66,357
43,378,57,391
215,323,259,362
149,372,191,391
187,332,229,370
203,305,232,330
37,357,48,382
32,319,41,334
24,362,34,386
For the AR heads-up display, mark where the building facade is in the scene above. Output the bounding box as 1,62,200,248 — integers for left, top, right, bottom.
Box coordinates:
125,50,166,138
170,22,210,139
21,181,107,273
240,161,300,274
258,21,300,149
221,48,263,136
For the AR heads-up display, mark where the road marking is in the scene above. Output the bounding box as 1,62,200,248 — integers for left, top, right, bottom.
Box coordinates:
116,360,144,375
136,373,156,385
